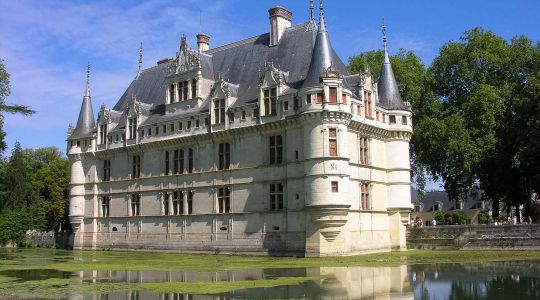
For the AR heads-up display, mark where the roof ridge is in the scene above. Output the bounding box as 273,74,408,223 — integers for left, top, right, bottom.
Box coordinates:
207,23,309,54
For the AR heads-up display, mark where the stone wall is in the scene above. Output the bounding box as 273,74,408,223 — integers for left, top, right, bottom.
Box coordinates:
24,230,73,249
407,224,540,250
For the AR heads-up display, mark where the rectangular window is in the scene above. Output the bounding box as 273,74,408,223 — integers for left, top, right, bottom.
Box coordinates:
178,82,183,101
179,122,183,131
170,123,174,132
205,117,210,126
229,112,235,123
99,124,108,145
187,121,192,129
179,149,185,174
115,135,119,143
356,104,361,115
270,183,284,211
191,79,197,99
263,88,278,116
294,97,299,109
163,192,169,216
187,191,193,215
173,191,183,215
103,160,111,182
364,92,372,118
214,99,225,124
183,81,189,100
164,151,170,175
307,94,312,104
188,148,194,173
241,111,246,120
329,128,338,157
389,115,396,124
170,84,176,103
131,155,141,179
269,135,283,165
148,128,152,136
331,181,339,193
218,143,231,170
195,119,200,128
361,183,370,210
359,137,369,165
342,94,347,104
131,194,140,216
402,116,408,125
162,125,166,134
101,196,110,217
329,87,337,103
128,117,137,140
283,101,289,111
155,126,159,136
317,92,323,104
218,187,231,213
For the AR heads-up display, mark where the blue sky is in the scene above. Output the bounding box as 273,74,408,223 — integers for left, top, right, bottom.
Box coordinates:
0,0,538,189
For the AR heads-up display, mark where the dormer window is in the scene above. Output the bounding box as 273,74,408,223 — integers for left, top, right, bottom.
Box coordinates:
128,117,137,140
433,203,441,211
99,124,108,145
214,99,225,124
191,79,197,99
169,84,175,103
183,81,189,100
307,94,312,104
178,82,184,101
263,87,277,116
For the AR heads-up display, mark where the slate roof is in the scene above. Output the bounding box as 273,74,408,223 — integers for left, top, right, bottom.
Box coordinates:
110,22,349,115
69,81,96,140
411,188,487,212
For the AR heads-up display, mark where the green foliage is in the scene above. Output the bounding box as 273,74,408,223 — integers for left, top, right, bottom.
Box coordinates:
0,207,44,245
478,214,489,224
0,59,35,156
348,29,540,214
433,211,448,225
448,211,468,225
0,145,69,239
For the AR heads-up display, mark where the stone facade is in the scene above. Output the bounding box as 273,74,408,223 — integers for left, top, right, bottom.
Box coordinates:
67,3,413,257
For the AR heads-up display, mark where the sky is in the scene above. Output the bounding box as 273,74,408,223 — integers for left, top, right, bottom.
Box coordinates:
0,0,538,190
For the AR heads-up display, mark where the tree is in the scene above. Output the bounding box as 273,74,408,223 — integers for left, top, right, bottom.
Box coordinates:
0,59,35,155
0,142,34,210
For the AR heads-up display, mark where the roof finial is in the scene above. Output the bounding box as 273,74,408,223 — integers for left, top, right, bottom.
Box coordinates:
310,0,315,21
84,61,90,98
136,42,143,80
382,18,390,64
306,0,317,31
319,0,326,31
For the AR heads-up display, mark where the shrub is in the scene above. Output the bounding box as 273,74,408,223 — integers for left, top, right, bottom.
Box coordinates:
448,211,468,225
433,211,447,225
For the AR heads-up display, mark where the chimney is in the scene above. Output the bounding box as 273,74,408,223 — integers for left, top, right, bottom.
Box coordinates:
268,6,292,46
197,34,210,52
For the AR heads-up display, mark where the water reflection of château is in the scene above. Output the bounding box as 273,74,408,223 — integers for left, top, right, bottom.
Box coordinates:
70,266,413,299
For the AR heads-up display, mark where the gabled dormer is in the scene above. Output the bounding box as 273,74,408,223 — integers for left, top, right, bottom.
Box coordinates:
125,97,144,143
210,74,236,129
166,35,202,105
259,62,285,117
97,104,111,148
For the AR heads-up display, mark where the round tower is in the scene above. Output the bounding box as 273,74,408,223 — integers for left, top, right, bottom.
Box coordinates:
67,63,96,232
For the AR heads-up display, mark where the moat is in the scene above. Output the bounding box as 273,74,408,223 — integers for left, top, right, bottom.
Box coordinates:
0,249,539,299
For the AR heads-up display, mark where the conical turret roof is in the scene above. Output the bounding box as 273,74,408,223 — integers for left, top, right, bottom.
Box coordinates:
377,22,408,110
302,0,343,89
70,63,96,140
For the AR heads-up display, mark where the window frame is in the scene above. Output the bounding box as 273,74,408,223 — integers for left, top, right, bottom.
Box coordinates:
270,183,284,211
217,187,231,214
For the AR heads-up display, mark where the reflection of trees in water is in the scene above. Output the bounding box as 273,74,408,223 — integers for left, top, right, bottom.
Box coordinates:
486,276,540,300
448,280,486,300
